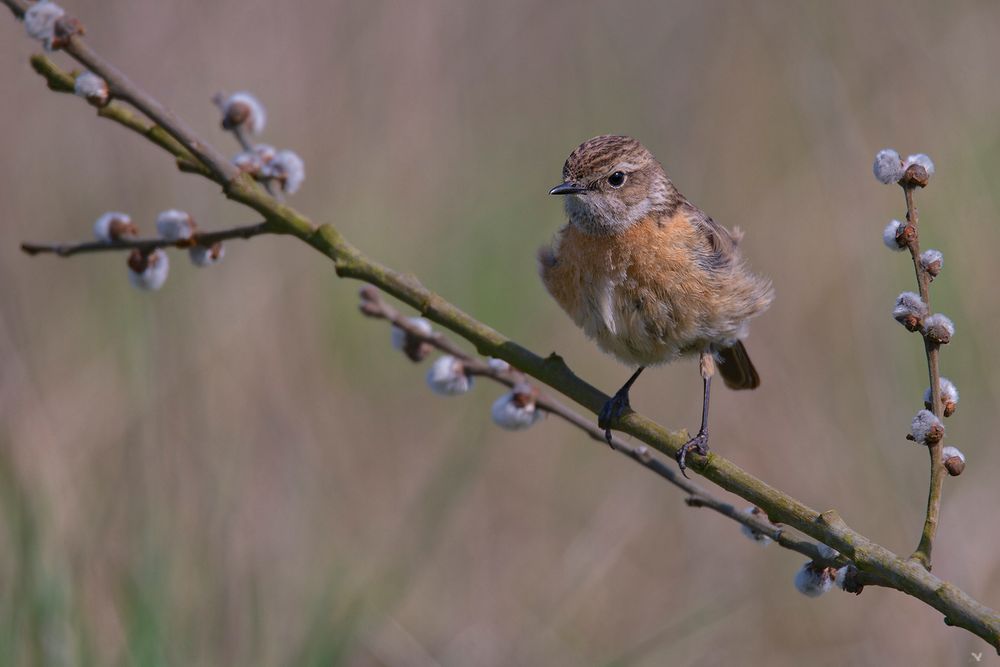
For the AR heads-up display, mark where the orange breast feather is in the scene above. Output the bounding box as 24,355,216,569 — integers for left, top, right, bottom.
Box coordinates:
540,211,714,366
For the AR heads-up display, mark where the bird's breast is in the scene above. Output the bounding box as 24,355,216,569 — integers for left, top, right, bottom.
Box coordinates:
540,215,703,366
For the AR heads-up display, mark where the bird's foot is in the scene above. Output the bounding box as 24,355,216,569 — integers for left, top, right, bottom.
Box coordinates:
598,390,632,448
675,431,709,478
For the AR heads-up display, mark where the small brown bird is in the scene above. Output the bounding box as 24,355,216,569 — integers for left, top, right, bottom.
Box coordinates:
539,135,773,473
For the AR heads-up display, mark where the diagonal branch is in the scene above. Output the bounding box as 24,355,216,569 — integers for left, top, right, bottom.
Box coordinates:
358,286,845,565
68,43,233,181
28,54,212,178
5,3,999,651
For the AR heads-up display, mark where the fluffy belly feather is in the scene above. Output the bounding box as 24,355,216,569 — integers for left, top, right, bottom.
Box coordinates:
575,277,687,367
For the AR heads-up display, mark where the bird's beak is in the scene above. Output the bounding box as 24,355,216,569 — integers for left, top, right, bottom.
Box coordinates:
548,182,587,195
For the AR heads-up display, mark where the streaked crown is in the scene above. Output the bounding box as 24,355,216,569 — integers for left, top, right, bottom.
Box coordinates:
553,135,677,235
562,135,654,183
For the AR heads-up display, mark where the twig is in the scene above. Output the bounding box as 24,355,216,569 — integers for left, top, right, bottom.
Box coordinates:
27,54,212,178
5,5,999,649
65,38,236,182
211,92,284,201
357,286,850,565
20,221,274,257
900,175,947,570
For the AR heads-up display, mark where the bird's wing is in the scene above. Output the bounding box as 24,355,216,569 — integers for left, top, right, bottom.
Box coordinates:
684,203,738,271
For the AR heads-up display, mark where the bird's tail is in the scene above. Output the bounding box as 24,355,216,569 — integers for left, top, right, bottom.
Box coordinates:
718,341,760,390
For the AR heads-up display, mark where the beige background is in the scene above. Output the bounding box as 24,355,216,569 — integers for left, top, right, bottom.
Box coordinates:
1,1,999,664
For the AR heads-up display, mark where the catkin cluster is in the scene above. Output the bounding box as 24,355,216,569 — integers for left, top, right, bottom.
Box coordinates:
875,148,965,475
359,287,547,432
65,86,307,291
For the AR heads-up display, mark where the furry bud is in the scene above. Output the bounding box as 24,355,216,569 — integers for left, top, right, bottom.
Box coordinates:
892,292,927,332
232,144,277,176
49,15,82,50
882,219,911,251
872,149,904,185
390,317,433,362
189,242,225,267
924,377,959,417
127,249,169,291
426,355,473,395
905,154,935,178
155,209,196,241
93,211,136,243
834,564,864,594
941,446,965,476
490,383,544,430
900,154,933,188
738,506,773,546
221,92,266,135
74,71,109,107
922,313,954,345
910,409,944,446
487,358,511,374
919,249,943,279
23,1,64,51
263,150,305,194
233,151,263,175
793,561,835,598
254,144,277,164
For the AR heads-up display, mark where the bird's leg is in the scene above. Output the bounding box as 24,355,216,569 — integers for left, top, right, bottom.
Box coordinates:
676,352,714,477
598,367,645,448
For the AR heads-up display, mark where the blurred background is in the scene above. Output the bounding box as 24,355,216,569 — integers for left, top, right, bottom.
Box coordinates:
2,1,999,664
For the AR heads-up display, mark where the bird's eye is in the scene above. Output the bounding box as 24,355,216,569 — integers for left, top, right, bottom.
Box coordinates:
608,171,626,188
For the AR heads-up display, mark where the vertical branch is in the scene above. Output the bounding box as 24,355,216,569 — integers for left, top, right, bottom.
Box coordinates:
901,176,946,569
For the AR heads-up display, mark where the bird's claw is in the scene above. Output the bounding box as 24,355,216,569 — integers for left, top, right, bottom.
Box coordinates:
675,431,709,478
598,391,631,449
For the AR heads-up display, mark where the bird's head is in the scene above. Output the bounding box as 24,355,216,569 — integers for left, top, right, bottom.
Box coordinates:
549,135,676,235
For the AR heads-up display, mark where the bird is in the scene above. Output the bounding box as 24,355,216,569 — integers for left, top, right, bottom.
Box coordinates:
539,135,773,474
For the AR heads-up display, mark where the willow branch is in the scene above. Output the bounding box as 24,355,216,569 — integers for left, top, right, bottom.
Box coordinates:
899,173,947,570
5,4,999,650
65,39,235,181
28,54,211,177
358,286,848,564
20,221,274,257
